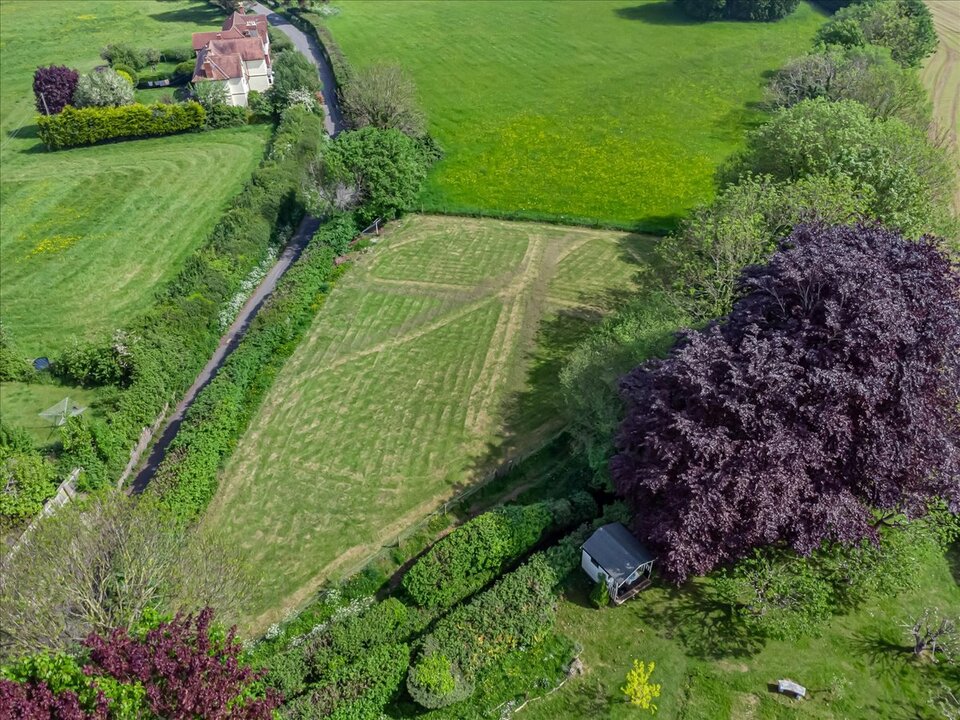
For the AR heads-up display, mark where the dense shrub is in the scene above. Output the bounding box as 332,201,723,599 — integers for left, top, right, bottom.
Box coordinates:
54,333,135,387
32,65,79,115
816,0,938,67
54,108,323,490
37,102,204,149
612,224,960,582
402,494,596,609
0,321,30,381
173,61,196,85
160,47,193,63
72,68,135,108
0,449,57,526
311,127,430,225
406,543,578,709
111,63,138,87
267,599,410,719
719,98,956,238
100,43,159,70
205,104,249,129
341,64,426,136
674,0,800,21
0,609,279,719
662,173,873,323
269,49,321,111
150,213,357,518
769,45,931,129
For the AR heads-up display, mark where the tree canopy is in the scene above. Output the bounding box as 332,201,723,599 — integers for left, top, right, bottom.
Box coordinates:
816,0,938,68
611,223,960,582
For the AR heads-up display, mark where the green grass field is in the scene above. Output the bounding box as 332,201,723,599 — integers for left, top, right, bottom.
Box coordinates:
0,1,270,358
321,0,825,229
921,0,960,213
522,549,960,719
206,214,666,629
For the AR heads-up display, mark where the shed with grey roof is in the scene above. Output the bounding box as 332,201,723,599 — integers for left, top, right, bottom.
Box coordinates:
581,522,655,604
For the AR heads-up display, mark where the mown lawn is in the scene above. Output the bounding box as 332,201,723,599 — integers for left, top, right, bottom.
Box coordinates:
205,214,671,631
321,0,825,229
0,1,271,358
522,548,960,719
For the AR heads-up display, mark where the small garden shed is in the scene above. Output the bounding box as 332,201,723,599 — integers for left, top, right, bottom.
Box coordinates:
581,522,655,605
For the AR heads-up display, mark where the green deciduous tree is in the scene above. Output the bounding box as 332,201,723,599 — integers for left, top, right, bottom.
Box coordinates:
769,45,932,129
719,98,956,238
341,64,426,137
621,659,661,712
268,50,320,112
816,0,938,67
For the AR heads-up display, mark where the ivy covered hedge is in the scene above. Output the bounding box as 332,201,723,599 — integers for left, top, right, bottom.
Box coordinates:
150,214,358,519
57,107,324,490
402,493,596,610
37,102,205,149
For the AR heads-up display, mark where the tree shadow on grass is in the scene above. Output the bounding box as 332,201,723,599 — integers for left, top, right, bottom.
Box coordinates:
149,5,222,26
947,541,960,584
635,581,766,661
614,2,704,26
848,630,913,680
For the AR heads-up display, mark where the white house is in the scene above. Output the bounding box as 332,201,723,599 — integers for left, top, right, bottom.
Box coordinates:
581,522,655,605
191,11,272,107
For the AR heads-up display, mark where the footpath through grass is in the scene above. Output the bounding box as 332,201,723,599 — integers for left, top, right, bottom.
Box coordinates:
0,1,270,358
322,0,825,229
206,214,667,630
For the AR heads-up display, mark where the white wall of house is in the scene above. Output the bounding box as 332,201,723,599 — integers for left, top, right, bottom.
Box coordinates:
245,59,271,92
224,76,249,107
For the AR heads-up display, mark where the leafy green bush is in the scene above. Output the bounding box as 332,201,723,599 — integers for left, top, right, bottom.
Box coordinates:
72,68,135,108
590,578,610,608
172,61,195,85
0,449,57,526
55,108,323,490
100,42,146,70
111,63,138,87
0,321,30,382
204,104,248,129
160,47,193,63
37,102,204,149
816,0,938,67
402,494,596,610
768,45,932,129
719,98,956,238
406,553,564,708
268,49,321,112
674,0,800,21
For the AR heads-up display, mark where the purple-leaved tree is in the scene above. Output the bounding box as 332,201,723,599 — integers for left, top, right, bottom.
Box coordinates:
32,65,79,115
611,224,960,582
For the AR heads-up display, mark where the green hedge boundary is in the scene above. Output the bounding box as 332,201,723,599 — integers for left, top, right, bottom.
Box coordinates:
37,102,205,149
57,107,324,490
149,214,359,519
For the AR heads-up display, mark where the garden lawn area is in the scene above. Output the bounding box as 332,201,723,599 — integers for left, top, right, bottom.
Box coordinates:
206,214,669,630
522,548,960,720
0,382,105,450
320,0,825,230
0,0,271,359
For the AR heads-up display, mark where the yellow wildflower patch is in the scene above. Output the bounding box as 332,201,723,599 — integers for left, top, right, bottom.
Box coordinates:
29,234,82,257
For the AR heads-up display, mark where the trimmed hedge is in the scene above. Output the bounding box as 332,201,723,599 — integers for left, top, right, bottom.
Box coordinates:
150,213,358,518
267,599,411,719
37,102,204,149
56,107,323,490
402,493,596,610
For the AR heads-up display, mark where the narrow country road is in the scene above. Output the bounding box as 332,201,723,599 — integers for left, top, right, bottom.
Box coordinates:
130,9,344,493
250,2,346,135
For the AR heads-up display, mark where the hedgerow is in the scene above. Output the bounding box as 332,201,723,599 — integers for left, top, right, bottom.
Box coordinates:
56,107,323,491
150,214,357,518
37,102,204,149
402,493,596,610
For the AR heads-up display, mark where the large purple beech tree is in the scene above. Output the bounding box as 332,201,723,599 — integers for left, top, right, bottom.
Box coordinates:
611,224,960,582
32,65,79,115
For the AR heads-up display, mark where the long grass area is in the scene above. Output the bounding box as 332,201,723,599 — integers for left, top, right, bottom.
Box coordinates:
321,0,825,229
206,215,668,629
0,1,270,358
522,549,960,719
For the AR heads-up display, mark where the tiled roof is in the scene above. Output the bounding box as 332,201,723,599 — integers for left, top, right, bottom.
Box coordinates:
191,10,268,50
192,46,244,82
